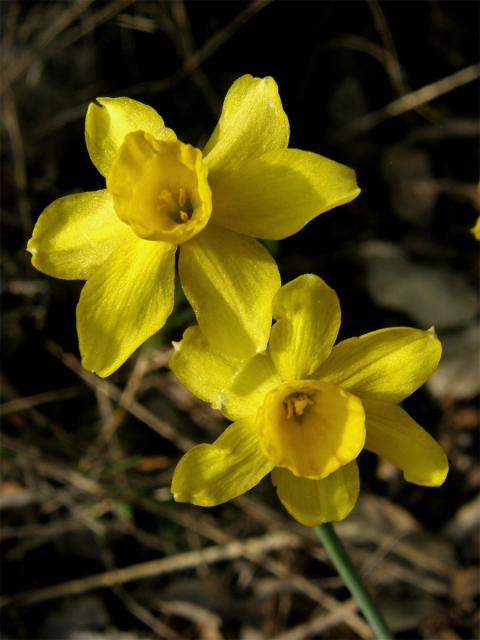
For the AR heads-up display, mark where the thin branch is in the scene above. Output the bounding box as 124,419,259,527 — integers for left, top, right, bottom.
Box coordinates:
367,0,406,96
55,0,134,52
118,0,272,97
0,386,85,417
1,531,300,607
33,0,271,139
273,599,360,640
1,431,371,637
2,85,30,237
46,340,194,452
336,63,480,138
1,0,95,90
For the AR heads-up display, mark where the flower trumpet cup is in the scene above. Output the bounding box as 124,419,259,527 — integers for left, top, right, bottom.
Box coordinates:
170,274,448,527
27,75,360,377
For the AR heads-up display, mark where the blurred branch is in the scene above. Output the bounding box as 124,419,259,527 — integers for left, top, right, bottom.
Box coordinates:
1,0,135,94
154,600,223,640
0,386,85,417
121,0,272,97
115,587,182,640
406,118,479,142
367,0,405,96
55,0,135,52
100,543,182,639
0,519,85,542
2,86,30,238
46,340,194,452
336,62,480,139
1,531,300,607
1,0,95,90
168,0,221,116
367,0,437,123
89,351,152,450
273,599,360,640
1,424,371,636
2,433,103,495
33,0,271,139
150,503,371,637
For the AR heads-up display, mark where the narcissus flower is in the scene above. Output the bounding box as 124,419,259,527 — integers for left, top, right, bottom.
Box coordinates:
27,75,360,377
170,275,448,526
472,217,480,240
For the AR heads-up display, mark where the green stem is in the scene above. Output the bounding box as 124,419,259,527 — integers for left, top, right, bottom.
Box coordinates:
315,523,394,640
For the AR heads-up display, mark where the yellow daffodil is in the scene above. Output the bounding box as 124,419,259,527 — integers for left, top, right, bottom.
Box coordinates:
170,274,448,526
27,75,360,377
472,216,480,240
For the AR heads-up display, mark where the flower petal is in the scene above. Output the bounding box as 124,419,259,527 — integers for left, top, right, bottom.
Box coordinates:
77,236,176,377
269,275,341,380
203,75,289,173
169,326,281,421
169,325,239,410
223,353,282,421
171,418,273,506
209,149,360,239
272,462,359,526
179,224,281,360
85,97,176,177
363,398,448,486
27,190,134,280
315,327,442,403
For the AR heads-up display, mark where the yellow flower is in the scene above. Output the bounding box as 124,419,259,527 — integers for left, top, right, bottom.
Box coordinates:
27,75,360,377
170,275,448,527
472,216,480,240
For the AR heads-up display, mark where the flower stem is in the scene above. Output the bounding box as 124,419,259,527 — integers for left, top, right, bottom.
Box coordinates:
315,523,394,640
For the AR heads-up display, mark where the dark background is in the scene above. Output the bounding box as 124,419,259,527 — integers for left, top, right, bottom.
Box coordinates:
1,1,479,638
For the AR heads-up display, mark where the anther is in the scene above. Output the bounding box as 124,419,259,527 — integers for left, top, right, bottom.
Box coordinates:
283,392,314,420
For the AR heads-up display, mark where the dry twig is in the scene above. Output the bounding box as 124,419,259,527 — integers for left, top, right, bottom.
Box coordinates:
0,386,85,417
46,340,194,452
1,0,95,90
273,599,361,640
337,63,480,138
1,531,300,607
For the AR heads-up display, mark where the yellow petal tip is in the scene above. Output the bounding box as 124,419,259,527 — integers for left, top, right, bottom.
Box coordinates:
404,464,449,487
471,216,480,240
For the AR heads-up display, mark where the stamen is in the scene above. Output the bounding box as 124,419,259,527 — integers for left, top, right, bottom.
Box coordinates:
156,188,193,224
283,392,313,420
176,189,193,223
178,187,187,208
157,189,177,212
